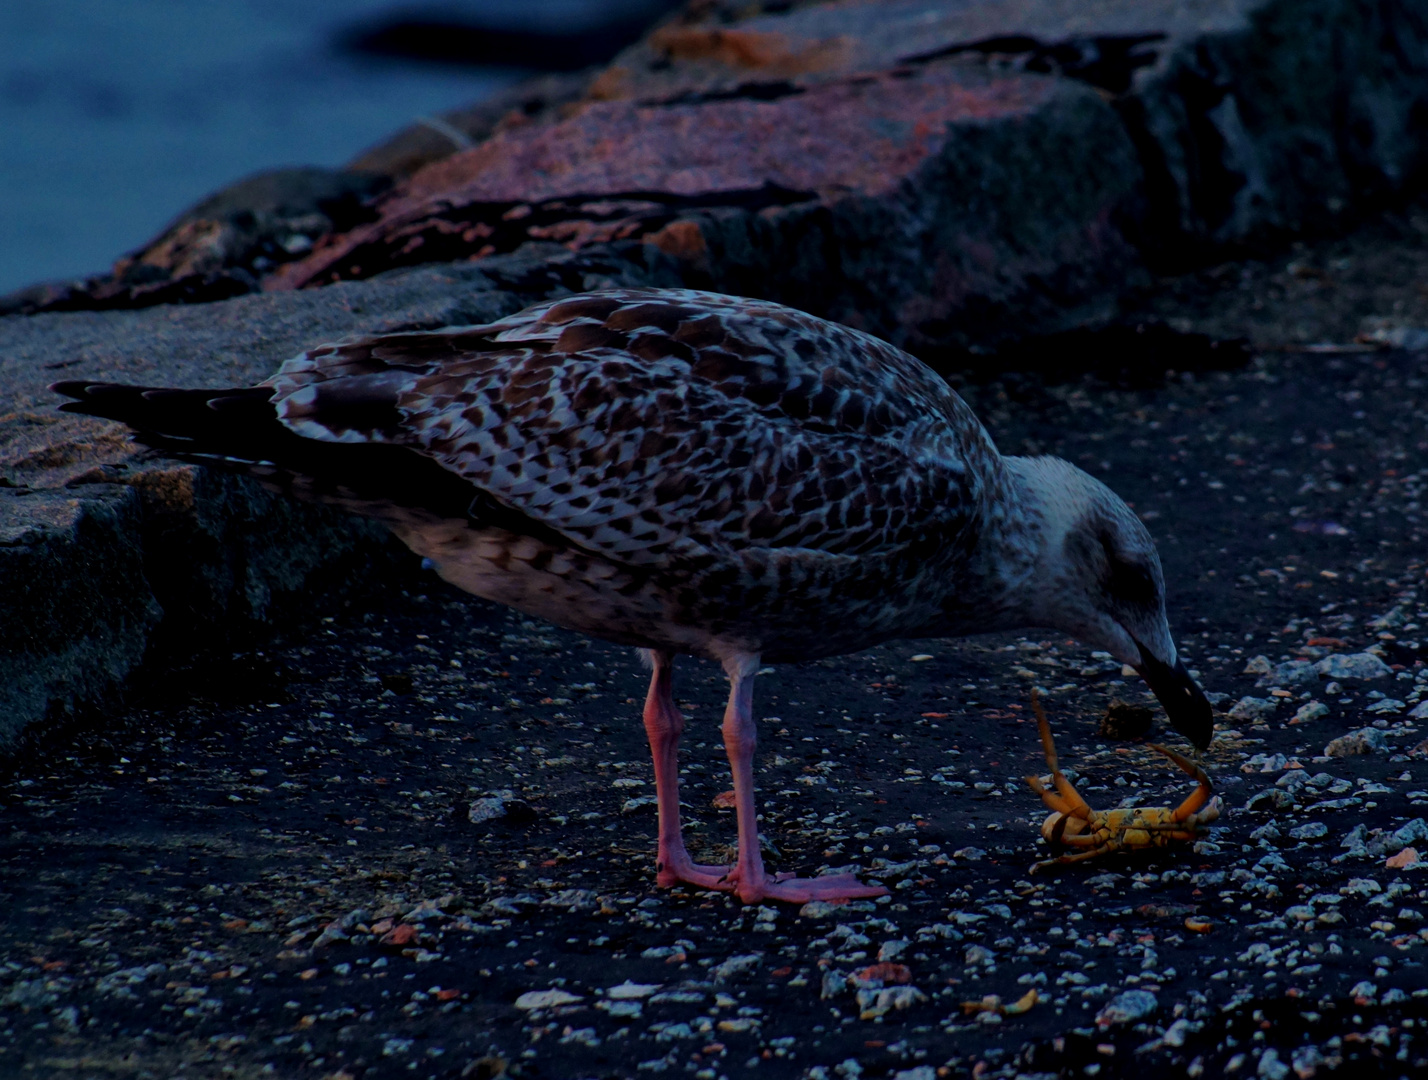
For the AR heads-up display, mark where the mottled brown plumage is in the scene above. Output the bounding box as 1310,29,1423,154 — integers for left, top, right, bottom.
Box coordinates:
266,288,1005,664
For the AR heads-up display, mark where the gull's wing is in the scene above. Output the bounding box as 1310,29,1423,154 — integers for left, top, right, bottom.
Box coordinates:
266,289,1001,569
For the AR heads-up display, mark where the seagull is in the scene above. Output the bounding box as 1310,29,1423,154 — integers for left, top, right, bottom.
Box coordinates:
53,287,1213,903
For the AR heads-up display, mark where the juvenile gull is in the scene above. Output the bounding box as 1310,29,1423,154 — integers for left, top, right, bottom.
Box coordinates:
53,287,1212,903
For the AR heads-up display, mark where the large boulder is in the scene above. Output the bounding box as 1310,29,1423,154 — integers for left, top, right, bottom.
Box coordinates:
602,0,1428,255
255,0,1428,347
1,168,393,317
268,60,1144,351
0,246,681,746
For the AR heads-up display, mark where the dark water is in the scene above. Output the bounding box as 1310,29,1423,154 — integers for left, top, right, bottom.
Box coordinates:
0,0,661,295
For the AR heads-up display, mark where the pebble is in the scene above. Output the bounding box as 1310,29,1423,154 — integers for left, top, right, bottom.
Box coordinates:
467,793,509,823
1309,797,1360,811
877,939,910,962
1229,697,1279,722
597,999,643,1018
1340,878,1382,897
1314,653,1392,680
1323,728,1387,757
856,984,926,1019
711,954,762,982
1386,847,1420,869
1255,660,1318,688
1367,698,1407,715
606,981,660,999
1162,1018,1192,1046
1096,989,1157,1027
1292,701,1330,724
1392,818,1428,848
1246,788,1296,812
514,988,582,1010
1257,1047,1291,1080
1242,752,1288,774
648,990,704,1004
716,1016,759,1032
964,945,995,966
543,889,599,911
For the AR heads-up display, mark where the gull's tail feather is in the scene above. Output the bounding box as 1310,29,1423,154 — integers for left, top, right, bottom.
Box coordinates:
50,379,479,523
54,380,291,461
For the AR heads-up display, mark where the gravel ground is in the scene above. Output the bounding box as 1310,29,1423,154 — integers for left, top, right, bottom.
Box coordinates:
6,217,1428,1078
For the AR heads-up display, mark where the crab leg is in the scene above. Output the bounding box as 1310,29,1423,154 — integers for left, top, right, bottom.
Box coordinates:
1030,690,1094,819
1032,840,1123,873
1145,743,1214,821
1055,843,1122,862
1024,775,1082,818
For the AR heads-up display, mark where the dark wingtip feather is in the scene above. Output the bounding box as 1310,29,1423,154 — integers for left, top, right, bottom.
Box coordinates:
49,380,278,437
50,381,162,425
50,380,96,399
49,377,486,522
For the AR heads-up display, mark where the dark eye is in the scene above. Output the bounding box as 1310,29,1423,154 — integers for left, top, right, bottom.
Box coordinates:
1106,555,1157,607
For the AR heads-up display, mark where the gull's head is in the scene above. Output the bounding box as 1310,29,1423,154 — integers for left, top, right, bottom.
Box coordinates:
1006,456,1214,750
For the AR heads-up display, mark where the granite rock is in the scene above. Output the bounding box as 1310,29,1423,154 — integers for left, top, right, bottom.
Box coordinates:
346,71,599,181
11,0,1428,349
0,485,157,748
607,0,1428,258
0,245,679,748
269,60,1143,351
1,168,392,317
257,0,1428,351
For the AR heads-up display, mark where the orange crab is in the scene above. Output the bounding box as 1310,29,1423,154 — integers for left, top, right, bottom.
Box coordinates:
1024,690,1220,873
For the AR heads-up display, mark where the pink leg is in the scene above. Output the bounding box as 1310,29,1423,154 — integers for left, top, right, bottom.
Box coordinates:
717,652,887,904
641,650,738,892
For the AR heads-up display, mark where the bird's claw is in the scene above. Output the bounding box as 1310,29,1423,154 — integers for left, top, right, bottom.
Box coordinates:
656,853,886,903
735,871,888,905
655,858,738,891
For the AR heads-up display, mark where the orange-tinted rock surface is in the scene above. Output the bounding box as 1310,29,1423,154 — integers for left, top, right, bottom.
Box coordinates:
270,62,1142,350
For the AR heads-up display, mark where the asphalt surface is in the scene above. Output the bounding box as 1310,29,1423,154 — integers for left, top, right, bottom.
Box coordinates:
5,231,1428,1078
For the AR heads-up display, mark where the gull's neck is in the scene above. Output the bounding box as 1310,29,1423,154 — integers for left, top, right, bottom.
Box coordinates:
951,455,1073,633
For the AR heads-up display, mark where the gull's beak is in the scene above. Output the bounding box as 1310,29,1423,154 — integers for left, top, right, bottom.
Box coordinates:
1130,636,1214,750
